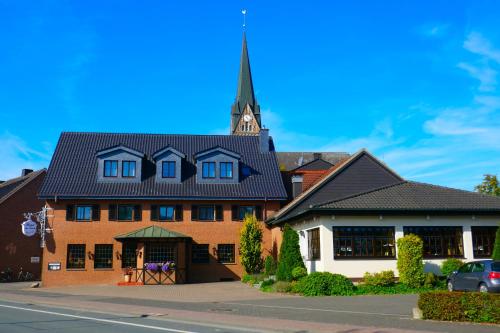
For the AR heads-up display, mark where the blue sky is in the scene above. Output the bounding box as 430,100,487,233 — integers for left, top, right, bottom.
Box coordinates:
1,1,499,190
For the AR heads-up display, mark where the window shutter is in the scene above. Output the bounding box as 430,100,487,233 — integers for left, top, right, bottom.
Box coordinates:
215,205,224,221
231,205,239,221
255,205,263,221
150,205,158,221
175,205,183,221
66,205,75,221
92,204,100,221
108,204,117,221
191,205,199,221
134,205,142,221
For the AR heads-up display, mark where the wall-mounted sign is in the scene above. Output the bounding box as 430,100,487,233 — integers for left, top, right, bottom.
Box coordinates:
21,219,37,237
30,257,40,264
48,262,61,271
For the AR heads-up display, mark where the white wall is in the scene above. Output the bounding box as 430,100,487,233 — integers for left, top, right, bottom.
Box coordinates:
293,215,499,278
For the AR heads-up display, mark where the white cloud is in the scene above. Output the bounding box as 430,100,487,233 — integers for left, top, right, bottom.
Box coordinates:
0,133,52,180
463,32,500,63
457,62,497,91
418,23,450,38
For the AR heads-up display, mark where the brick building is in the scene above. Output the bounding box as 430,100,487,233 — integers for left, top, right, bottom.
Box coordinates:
0,169,46,279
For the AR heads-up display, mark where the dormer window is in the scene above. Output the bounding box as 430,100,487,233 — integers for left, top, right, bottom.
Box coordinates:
104,160,118,177
220,162,233,178
202,162,216,178
122,161,136,177
162,161,176,178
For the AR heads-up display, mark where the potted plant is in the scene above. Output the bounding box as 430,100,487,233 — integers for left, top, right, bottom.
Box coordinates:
122,267,133,283
145,263,160,272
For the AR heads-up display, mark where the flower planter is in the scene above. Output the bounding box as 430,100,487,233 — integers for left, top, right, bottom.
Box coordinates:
124,274,131,283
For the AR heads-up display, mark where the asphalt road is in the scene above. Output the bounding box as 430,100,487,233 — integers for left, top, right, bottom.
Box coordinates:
0,301,264,333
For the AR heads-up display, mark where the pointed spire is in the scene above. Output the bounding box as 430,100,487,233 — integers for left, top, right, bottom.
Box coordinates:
231,32,261,135
236,32,255,111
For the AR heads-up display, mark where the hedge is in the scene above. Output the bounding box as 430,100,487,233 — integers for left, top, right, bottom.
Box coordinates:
293,272,355,296
397,234,425,287
418,291,500,324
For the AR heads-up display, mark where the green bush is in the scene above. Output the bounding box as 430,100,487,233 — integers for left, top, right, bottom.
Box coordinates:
264,255,277,276
424,272,437,287
440,258,464,277
260,278,275,289
291,267,308,281
239,215,264,274
492,224,500,260
241,273,266,285
363,270,395,287
397,234,425,288
276,224,305,281
293,272,354,296
418,291,500,323
275,281,294,293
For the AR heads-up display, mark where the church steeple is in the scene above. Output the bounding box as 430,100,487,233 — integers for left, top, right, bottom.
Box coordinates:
231,32,261,135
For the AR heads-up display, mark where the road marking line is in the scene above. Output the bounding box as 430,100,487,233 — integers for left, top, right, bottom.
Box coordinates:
0,304,198,333
223,302,410,317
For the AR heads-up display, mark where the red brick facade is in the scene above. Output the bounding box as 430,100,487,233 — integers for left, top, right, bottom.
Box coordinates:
0,172,45,279
41,200,281,287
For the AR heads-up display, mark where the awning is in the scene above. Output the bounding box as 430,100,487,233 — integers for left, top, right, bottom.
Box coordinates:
115,225,191,240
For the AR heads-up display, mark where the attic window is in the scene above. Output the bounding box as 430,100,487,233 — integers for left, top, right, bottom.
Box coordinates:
162,161,176,178
202,162,216,178
104,160,118,177
122,161,136,177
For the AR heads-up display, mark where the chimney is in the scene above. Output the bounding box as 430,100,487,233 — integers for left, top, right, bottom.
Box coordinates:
291,175,303,198
22,169,33,177
313,152,322,160
259,129,269,153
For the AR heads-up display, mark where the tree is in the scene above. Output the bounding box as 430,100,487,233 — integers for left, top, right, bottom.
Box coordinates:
475,174,500,197
397,234,425,287
239,214,263,274
492,224,500,261
276,224,306,281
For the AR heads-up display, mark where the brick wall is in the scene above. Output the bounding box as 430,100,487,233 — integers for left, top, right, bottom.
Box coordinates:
41,200,281,286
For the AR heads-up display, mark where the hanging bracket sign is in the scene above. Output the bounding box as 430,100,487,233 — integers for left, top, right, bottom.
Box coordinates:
21,219,38,237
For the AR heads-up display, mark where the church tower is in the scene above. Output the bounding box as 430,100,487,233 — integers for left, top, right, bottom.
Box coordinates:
230,33,262,135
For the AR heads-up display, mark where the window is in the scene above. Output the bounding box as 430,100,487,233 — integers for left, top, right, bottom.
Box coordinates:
109,205,141,222
333,227,395,258
192,244,209,263
202,162,216,178
159,206,175,221
199,206,215,221
472,226,498,258
121,242,137,268
104,160,118,177
220,162,233,178
162,161,176,178
94,244,113,269
308,228,321,260
145,242,176,263
122,161,136,177
76,206,92,221
404,226,464,258
231,205,263,221
217,244,235,263
67,244,85,269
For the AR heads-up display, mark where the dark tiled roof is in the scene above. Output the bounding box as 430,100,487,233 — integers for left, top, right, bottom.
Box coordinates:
39,132,287,200
318,181,500,212
276,152,350,171
0,170,46,205
292,158,333,172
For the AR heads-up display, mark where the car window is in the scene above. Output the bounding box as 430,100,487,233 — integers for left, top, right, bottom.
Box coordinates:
458,263,472,273
472,263,485,273
491,262,500,272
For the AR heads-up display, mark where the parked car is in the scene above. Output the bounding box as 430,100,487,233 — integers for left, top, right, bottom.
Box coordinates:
447,260,500,293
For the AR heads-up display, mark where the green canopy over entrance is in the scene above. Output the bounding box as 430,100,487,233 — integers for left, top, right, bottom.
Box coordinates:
114,225,190,240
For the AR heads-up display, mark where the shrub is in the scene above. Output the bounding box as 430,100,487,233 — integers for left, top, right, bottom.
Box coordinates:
440,258,464,277
241,273,266,285
264,255,277,276
418,291,500,323
397,234,425,288
276,224,305,281
260,278,275,289
492,224,500,260
293,272,354,296
363,270,395,287
291,267,308,281
239,215,264,274
424,272,437,287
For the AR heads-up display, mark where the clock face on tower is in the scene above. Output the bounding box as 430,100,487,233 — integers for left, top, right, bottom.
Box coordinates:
243,114,252,122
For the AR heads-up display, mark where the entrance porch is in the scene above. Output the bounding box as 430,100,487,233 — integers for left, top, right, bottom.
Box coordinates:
115,225,191,285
